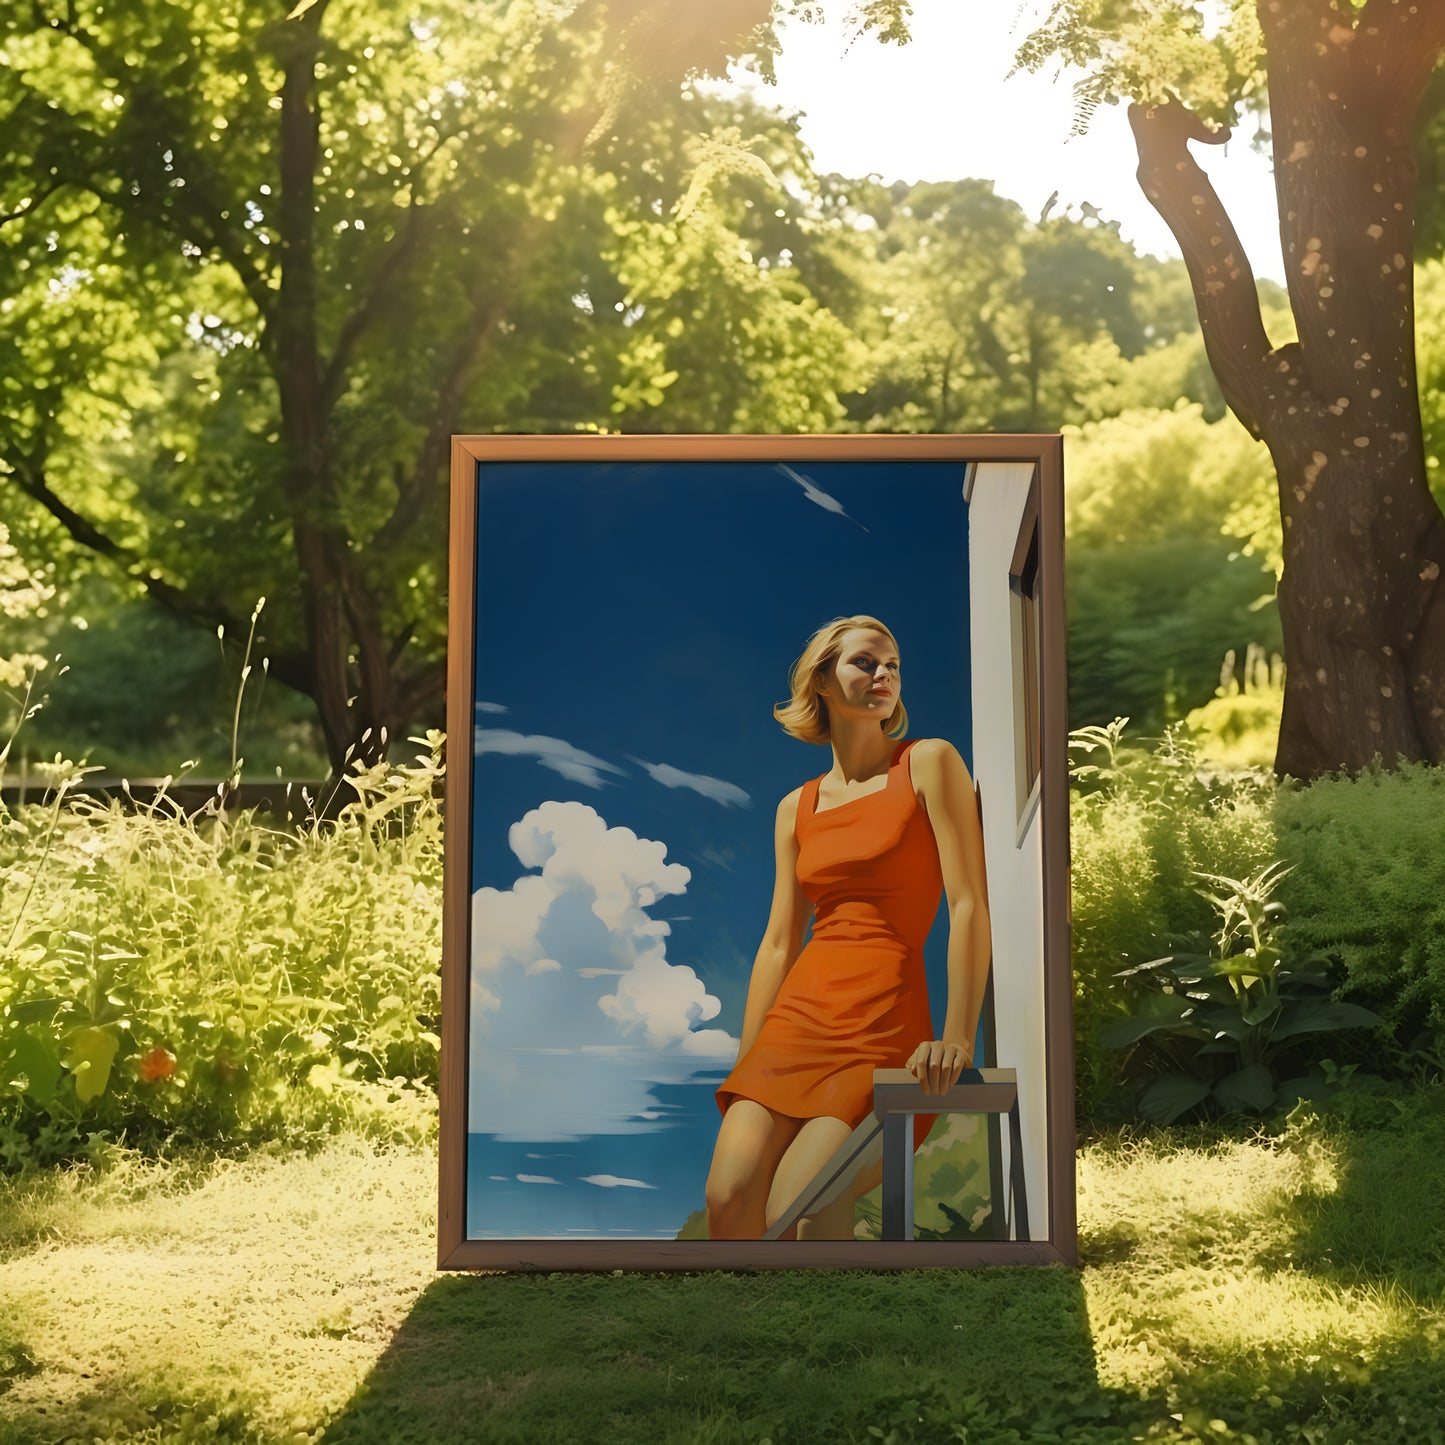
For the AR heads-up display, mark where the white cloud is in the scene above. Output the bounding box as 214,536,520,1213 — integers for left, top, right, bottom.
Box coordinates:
776,463,869,532
580,1174,657,1190
516,1174,561,1185
628,756,752,808
476,701,508,715
470,801,739,1141
695,845,739,876
474,728,624,789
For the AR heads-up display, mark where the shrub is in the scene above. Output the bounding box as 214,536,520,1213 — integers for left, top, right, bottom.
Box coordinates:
1069,721,1277,1119
1275,761,1445,1039
0,737,444,1167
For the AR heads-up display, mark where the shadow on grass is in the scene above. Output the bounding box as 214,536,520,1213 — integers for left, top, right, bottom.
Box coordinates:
1279,1090,1445,1309
1074,1092,1445,1443
320,1266,1141,1445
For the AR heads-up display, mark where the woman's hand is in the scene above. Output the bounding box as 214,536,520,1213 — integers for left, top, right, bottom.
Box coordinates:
906,1039,974,1095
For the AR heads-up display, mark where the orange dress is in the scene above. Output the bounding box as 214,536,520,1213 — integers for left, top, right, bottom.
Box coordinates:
716,738,941,1149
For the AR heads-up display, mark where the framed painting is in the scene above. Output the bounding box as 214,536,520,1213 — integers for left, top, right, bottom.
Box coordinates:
439,435,1072,1269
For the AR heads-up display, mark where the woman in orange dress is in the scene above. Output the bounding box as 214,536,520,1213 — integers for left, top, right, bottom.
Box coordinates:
706,614,992,1242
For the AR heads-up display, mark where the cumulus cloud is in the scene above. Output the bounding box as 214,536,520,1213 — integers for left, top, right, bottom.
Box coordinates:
627,757,751,808
580,1174,657,1190
516,1174,561,1185
474,728,624,789
470,801,738,1141
776,463,869,532
476,701,509,715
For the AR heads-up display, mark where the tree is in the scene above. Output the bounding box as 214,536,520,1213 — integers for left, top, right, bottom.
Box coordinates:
1008,0,1445,777
833,178,1210,433
1,0,855,771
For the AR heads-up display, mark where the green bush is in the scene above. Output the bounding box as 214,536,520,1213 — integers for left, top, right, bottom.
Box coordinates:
1275,762,1445,1038
0,738,444,1167
1101,861,1384,1125
1069,721,1277,1119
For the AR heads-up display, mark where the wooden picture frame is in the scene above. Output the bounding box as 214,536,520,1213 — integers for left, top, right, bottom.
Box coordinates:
440,434,1072,1270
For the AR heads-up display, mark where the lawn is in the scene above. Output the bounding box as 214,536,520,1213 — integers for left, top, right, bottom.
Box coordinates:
3,1097,1445,1444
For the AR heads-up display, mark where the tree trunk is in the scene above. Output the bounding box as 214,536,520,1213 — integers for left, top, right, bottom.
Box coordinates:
1129,0,1445,777
275,3,394,775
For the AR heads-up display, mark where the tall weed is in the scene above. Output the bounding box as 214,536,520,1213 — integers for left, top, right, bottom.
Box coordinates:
0,735,444,1166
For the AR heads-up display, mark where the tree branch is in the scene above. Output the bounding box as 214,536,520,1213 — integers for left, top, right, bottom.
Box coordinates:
320,191,433,409
394,657,446,730
0,179,64,228
371,283,512,553
1128,100,1278,437
1,452,315,698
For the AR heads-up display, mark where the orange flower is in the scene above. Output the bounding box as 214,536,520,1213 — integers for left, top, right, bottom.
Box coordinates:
138,1046,177,1083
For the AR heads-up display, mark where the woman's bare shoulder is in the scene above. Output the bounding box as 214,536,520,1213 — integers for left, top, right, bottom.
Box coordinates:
907,738,971,787
908,736,965,764
775,784,806,824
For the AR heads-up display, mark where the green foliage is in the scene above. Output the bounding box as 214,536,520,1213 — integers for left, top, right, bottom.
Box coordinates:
1184,642,1285,770
834,180,1214,436
1010,0,1266,134
1069,720,1278,1119
0,522,52,695
605,119,861,432
1065,403,1282,730
13,579,328,778
1077,742,1445,1123
0,736,445,1166
855,1115,997,1242
1102,861,1383,1124
1275,762,1445,1038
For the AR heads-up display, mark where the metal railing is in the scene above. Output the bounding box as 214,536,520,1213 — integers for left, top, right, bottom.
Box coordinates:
763,1067,1027,1242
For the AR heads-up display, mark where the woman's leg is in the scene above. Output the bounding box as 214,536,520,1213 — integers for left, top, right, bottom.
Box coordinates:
764,1115,862,1241
706,1099,802,1240
798,1156,884,1241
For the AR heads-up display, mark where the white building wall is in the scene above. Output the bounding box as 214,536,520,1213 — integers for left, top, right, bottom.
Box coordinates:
967,461,1049,1236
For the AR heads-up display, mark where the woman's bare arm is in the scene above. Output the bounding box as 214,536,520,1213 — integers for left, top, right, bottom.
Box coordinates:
736,787,810,1059
908,738,992,1093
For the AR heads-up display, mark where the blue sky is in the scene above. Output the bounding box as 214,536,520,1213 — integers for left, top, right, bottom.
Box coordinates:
466,457,972,1239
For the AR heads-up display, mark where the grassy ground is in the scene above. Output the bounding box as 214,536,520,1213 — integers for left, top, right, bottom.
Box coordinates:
3,1098,1445,1444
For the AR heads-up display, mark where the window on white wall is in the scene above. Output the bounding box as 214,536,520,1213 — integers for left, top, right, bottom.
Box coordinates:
1009,479,1042,831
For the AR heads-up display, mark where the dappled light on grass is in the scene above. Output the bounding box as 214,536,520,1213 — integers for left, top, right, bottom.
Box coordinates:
1079,1114,1445,1430
0,1140,435,1443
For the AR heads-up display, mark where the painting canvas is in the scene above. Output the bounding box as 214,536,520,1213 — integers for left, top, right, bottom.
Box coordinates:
439,435,1071,1269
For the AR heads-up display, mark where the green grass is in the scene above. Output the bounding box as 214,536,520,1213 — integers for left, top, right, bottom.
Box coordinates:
4,1097,1445,1444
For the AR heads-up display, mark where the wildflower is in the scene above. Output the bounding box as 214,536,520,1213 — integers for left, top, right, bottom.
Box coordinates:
138,1046,177,1083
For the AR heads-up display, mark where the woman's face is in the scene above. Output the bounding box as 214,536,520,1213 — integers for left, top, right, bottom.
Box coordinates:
819,627,901,724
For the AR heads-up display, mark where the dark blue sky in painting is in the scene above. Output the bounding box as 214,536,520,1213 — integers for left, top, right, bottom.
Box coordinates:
466,458,971,1240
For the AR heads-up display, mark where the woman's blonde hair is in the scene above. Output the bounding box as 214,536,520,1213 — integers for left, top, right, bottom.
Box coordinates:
774,614,908,745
